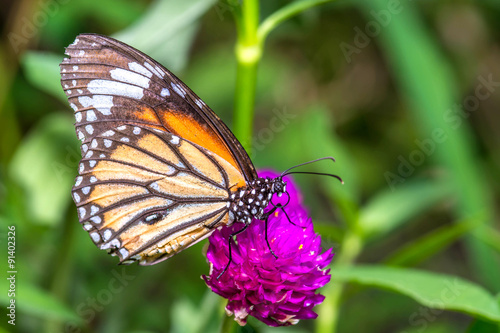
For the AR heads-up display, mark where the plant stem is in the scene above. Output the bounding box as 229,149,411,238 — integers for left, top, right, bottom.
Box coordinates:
258,0,333,42
233,0,261,153
233,0,335,153
219,311,235,333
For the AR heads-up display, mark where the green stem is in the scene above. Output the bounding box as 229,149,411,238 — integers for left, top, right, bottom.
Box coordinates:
233,0,261,153
241,0,259,44
258,0,333,42
233,0,335,153
233,57,259,152
219,312,235,333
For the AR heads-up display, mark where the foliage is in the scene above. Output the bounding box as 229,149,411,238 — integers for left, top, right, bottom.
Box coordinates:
1,0,499,332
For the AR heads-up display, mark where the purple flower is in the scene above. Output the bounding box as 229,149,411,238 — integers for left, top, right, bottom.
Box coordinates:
203,170,334,327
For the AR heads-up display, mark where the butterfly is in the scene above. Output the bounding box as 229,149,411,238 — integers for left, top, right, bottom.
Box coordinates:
60,34,341,270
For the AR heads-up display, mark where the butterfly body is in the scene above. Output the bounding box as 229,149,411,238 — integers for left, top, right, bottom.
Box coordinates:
229,177,286,225
60,33,292,266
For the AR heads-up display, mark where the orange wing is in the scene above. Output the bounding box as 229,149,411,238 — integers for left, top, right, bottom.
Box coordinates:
60,33,256,187
73,124,244,265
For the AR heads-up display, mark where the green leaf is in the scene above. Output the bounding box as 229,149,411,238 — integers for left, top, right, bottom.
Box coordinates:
359,179,454,238
385,218,478,267
21,52,66,102
0,277,82,324
475,227,500,253
332,265,500,322
466,318,500,333
400,323,459,333
170,291,220,333
114,0,217,72
359,0,500,290
9,113,79,226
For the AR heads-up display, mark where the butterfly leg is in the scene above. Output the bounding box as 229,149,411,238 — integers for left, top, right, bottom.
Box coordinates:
217,223,249,280
264,212,279,259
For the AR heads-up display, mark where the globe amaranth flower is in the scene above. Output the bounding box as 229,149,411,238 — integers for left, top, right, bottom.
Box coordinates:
203,170,334,327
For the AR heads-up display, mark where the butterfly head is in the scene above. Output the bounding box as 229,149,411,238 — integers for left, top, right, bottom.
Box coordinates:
271,176,287,198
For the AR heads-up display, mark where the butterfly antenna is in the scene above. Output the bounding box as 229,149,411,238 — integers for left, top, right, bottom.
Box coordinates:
280,157,336,176
281,157,343,184
282,171,343,184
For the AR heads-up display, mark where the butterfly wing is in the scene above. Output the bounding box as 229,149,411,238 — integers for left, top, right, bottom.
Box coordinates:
60,33,257,186
73,124,243,265
60,34,255,264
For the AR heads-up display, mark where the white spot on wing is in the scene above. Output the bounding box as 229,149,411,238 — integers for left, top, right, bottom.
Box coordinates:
91,205,99,215
78,207,86,218
103,229,112,241
154,66,165,78
161,88,170,97
70,103,78,111
82,186,91,195
133,127,141,135
119,248,129,258
100,239,120,250
85,125,94,134
86,110,97,121
89,160,96,168
90,176,97,183
170,82,186,98
195,99,204,109
87,79,144,100
170,135,179,145
117,125,126,130
75,176,83,186
75,113,82,122
110,68,150,89
90,232,100,243
102,130,115,137
143,62,162,78
90,216,101,224
104,139,112,148
129,62,153,78
78,95,113,115
73,192,80,203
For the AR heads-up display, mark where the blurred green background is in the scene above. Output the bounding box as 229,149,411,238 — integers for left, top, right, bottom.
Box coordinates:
1,0,500,332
